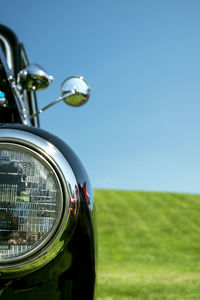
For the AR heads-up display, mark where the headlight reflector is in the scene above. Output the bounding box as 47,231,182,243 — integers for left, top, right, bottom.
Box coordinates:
0,143,63,262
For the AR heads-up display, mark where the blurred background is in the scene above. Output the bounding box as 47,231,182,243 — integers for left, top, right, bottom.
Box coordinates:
1,0,200,193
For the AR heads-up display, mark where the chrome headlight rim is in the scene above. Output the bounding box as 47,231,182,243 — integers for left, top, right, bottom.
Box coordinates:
0,142,64,264
0,128,79,272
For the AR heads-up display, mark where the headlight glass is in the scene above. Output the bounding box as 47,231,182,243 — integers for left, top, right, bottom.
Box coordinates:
0,144,63,262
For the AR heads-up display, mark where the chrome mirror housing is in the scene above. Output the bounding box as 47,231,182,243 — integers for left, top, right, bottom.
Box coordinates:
17,64,54,91
30,75,90,120
60,76,90,107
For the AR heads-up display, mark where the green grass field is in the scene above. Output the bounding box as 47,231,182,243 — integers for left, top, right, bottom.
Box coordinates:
95,190,200,299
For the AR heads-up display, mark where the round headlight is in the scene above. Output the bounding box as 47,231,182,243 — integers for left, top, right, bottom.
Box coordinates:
0,143,63,262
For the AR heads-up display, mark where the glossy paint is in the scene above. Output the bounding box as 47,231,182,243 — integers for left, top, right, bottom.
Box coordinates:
0,24,96,300
0,125,96,300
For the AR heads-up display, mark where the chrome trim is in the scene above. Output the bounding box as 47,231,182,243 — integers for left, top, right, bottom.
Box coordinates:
17,64,54,91
0,46,30,126
0,35,13,72
20,45,39,127
30,95,71,119
20,43,29,66
23,90,39,127
60,76,90,107
30,75,90,119
8,75,31,126
0,129,79,276
29,92,39,127
0,142,64,263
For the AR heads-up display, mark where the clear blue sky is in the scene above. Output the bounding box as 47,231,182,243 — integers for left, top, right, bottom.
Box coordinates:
1,0,200,194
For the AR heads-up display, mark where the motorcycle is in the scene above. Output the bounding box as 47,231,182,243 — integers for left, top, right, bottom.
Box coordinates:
0,24,96,300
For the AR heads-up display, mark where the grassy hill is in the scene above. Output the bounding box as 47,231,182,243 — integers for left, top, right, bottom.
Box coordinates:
95,189,200,300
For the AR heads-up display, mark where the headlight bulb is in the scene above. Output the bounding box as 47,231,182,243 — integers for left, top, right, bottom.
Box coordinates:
0,144,63,262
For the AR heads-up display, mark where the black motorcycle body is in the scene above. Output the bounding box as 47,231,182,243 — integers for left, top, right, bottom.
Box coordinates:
0,24,96,300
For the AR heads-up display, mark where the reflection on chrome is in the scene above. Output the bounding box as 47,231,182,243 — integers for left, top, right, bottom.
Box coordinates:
0,145,62,261
0,129,79,272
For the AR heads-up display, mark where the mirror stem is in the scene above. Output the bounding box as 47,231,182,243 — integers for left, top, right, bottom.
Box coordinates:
30,91,74,120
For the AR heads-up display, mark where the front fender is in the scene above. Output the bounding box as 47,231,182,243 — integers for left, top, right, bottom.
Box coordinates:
0,124,96,300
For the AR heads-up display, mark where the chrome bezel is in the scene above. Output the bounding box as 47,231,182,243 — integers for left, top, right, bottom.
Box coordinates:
0,142,64,263
0,129,79,276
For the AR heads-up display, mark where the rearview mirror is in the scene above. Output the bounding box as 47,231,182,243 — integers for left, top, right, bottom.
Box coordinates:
60,76,90,107
30,75,90,119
